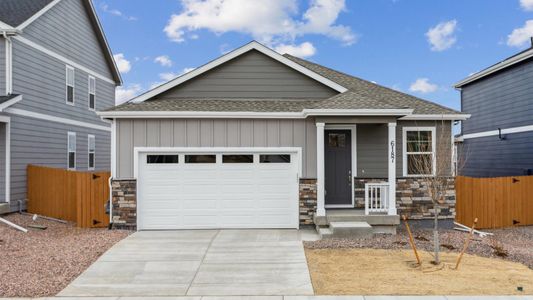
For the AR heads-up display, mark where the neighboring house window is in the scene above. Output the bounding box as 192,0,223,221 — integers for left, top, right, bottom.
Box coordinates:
67,132,76,170
88,76,96,110
88,134,95,170
66,66,75,104
403,127,436,176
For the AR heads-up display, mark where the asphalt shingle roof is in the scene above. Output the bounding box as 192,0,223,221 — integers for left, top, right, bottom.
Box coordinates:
106,51,463,116
0,94,20,104
0,0,53,27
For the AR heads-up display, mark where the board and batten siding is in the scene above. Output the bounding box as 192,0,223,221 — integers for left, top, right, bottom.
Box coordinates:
116,118,317,178
20,0,114,79
0,37,5,95
9,115,110,210
156,50,337,99
356,120,452,178
461,58,533,134
11,39,115,124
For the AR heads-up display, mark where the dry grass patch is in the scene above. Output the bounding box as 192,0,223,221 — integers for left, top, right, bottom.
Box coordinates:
305,248,533,295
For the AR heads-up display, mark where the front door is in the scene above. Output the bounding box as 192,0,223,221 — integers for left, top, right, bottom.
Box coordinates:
325,129,353,207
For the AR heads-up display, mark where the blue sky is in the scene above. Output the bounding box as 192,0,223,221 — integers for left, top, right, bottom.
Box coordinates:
94,0,533,109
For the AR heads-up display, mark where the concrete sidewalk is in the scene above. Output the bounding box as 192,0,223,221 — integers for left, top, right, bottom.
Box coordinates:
59,230,317,297
3,295,533,299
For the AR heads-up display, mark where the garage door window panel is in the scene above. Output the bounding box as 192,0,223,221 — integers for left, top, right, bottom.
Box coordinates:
260,154,291,163
147,154,179,164
222,154,254,163
185,154,216,163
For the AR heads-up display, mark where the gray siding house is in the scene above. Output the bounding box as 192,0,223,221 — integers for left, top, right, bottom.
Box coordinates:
0,0,121,213
99,41,468,234
455,43,533,177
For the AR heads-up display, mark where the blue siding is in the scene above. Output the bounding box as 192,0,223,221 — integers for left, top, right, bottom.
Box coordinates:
458,131,533,177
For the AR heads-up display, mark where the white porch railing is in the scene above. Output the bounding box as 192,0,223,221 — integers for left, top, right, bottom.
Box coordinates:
364,182,390,215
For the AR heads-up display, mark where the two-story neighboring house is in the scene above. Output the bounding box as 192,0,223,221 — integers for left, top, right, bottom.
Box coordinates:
0,0,121,213
455,42,533,177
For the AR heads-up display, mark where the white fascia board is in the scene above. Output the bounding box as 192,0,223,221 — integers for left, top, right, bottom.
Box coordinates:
0,20,14,29
97,108,413,119
400,114,470,121
16,0,63,30
0,95,22,111
460,124,533,140
454,48,533,88
129,41,348,104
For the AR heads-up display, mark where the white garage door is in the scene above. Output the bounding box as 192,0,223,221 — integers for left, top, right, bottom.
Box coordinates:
137,149,300,230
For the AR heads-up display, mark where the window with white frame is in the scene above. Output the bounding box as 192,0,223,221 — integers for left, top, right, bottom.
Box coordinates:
88,76,96,110
67,132,76,170
403,127,436,176
88,134,95,170
66,66,75,104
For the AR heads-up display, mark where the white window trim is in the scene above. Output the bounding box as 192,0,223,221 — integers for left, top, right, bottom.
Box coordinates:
88,75,96,111
88,134,95,170
66,65,75,105
67,132,76,170
402,126,436,177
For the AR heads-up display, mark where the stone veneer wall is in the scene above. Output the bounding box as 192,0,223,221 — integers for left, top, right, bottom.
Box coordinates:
111,179,137,230
299,179,317,226
355,177,456,220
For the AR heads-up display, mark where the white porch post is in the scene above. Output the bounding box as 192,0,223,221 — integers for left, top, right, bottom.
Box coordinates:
388,122,397,215
316,122,326,217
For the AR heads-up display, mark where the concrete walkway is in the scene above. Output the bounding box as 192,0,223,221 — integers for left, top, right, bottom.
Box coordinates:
59,229,318,297
4,296,533,299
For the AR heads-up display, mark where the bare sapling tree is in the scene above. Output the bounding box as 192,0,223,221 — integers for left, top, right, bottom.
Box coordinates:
406,120,454,264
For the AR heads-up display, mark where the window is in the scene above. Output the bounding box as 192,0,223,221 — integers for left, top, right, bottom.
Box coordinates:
223,154,253,163
88,75,95,110
88,135,95,170
67,132,76,170
328,133,346,148
66,66,75,104
260,154,291,163
403,127,435,176
147,155,179,164
185,155,216,163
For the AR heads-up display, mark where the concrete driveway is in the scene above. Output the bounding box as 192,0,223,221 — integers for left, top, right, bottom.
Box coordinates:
59,230,316,297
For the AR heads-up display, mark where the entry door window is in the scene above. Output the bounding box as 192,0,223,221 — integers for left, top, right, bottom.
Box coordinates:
328,133,346,148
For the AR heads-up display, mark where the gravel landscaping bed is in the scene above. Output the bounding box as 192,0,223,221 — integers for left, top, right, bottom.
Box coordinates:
0,213,132,298
304,225,533,269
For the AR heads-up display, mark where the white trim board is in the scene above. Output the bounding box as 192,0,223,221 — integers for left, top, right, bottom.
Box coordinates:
460,124,533,140
0,116,11,204
400,114,470,121
5,36,12,94
98,109,414,119
129,41,348,104
5,108,111,132
0,95,22,111
455,47,533,88
14,36,116,84
16,0,62,30
324,124,357,209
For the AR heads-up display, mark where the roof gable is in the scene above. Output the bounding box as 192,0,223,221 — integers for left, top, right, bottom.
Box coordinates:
130,41,348,103
0,0,54,28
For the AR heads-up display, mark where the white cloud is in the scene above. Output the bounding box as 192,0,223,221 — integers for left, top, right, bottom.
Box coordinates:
150,68,197,89
101,3,137,21
426,20,458,51
163,0,356,46
274,42,316,58
521,0,533,11
409,78,438,94
116,84,142,104
113,53,131,74
154,55,173,67
507,20,533,48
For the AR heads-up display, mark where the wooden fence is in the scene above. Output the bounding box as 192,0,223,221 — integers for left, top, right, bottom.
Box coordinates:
455,175,533,229
27,165,111,228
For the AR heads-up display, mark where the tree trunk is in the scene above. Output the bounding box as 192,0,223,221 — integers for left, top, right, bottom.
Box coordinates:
433,204,440,264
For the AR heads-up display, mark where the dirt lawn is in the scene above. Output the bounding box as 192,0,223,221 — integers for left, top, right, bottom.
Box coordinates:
0,213,131,298
305,248,533,295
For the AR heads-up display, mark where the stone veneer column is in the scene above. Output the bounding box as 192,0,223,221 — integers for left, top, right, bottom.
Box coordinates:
111,179,137,230
299,179,317,225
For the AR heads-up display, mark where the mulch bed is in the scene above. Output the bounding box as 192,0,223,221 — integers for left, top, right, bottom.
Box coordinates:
304,225,533,269
0,213,132,297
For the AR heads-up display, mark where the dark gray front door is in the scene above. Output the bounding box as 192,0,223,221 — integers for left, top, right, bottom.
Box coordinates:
325,129,352,207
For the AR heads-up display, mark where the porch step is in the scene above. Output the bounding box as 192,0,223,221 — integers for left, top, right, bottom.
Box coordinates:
322,221,373,239
317,226,333,239
0,202,9,215
327,214,400,226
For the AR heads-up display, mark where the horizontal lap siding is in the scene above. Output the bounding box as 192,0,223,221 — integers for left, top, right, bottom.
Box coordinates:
21,0,113,79
461,59,533,134
458,131,533,177
11,39,115,124
9,115,110,209
156,50,337,99
116,118,317,178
